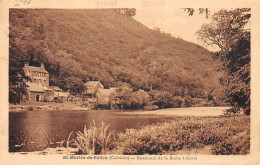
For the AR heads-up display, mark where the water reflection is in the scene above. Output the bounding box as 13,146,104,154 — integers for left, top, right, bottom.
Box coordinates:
9,110,172,152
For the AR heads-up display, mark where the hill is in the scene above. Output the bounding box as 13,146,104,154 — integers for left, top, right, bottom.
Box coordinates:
9,9,224,107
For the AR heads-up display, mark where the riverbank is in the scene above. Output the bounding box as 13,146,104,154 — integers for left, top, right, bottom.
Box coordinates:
10,102,230,117
122,106,231,117
11,114,250,155
9,102,88,112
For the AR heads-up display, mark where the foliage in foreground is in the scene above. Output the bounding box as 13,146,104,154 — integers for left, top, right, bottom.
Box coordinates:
74,121,113,154
71,115,249,155
196,8,251,114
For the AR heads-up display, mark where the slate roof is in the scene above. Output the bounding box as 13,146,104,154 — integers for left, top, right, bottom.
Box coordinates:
24,66,48,73
26,83,46,92
84,81,103,88
98,88,117,97
50,86,62,91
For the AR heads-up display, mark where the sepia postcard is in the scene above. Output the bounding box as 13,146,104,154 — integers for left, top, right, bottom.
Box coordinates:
0,0,260,165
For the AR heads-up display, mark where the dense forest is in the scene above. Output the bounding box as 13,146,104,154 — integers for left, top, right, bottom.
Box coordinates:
9,9,225,107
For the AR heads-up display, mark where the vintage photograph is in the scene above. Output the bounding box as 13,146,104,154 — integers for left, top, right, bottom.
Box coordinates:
8,7,251,156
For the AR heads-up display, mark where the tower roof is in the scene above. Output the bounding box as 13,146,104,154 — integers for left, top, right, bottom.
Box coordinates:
24,65,48,73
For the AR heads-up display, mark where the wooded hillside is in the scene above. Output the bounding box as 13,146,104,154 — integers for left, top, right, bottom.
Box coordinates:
9,9,224,106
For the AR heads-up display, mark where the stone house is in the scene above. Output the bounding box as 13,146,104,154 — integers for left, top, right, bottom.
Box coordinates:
25,82,46,102
23,62,50,102
96,87,118,105
23,62,69,102
50,86,63,99
44,88,55,102
23,62,49,87
84,81,104,97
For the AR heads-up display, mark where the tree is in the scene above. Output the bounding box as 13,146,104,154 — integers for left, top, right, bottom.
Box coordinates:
196,8,251,114
130,90,151,109
196,9,250,54
110,84,134,109
116,8,136,17
9,42,29,104
149,90,174,108
183,8,210,18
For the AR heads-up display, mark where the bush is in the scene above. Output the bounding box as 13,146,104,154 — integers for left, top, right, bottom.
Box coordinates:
70,115,249,155
212,129,250,155
172,96,184,108
75,121,113,154
149,90,174,108
115,115,250,155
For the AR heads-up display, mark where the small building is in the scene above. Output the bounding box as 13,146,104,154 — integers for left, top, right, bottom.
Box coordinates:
84,81,104,97
58,91,70,101
50,86,63,99
96,87,118,104
25,82,46,102
44,87,55,102
50,86,70,101
50,86,63,92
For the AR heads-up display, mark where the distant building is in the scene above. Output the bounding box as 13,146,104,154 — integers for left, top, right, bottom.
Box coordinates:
50,86,63,99
84,81,104,97
96,87,118,104
44,88,55,102
50,86,63,92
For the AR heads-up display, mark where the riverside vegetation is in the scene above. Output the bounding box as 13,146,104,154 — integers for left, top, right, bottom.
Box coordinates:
9,9,224,107
59,114,249,155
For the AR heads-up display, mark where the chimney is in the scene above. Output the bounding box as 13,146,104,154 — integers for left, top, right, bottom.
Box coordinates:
24,62,29,68
41,62,45,69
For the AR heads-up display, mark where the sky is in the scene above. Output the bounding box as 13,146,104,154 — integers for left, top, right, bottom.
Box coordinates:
133,8,220,52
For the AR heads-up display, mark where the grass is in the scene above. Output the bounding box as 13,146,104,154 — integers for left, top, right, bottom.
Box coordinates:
74,120,112,154
65,114,249,155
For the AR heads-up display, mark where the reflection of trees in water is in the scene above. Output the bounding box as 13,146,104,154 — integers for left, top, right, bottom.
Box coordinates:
9,111,172,152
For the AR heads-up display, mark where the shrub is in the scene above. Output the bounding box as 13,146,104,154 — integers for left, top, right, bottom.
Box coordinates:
70,115,249,155
212,129,250,155
172,96,184,108
75,120,112,154
115,115,250,155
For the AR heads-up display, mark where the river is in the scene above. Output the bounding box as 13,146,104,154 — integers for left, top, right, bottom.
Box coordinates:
9,107,229,152
9,110,173,152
